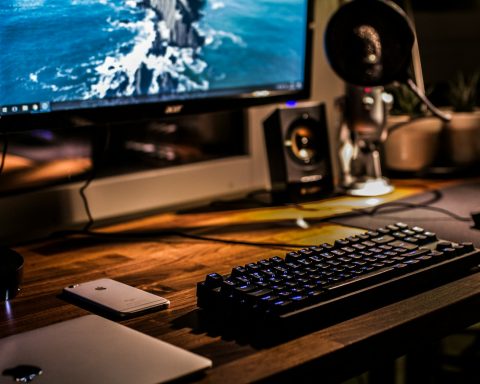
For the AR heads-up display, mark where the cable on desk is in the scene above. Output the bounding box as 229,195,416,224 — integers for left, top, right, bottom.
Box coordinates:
315,192,472,227
365,201,472,222
79,125,111,232
0,131,8,175
79,175,95,231
52,228,309,250
64,182,475,250
199,182,435,213
53,187,473,250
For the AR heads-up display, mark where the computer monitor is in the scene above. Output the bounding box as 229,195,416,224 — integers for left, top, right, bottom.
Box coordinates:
0,0,312,132
0,1,314,243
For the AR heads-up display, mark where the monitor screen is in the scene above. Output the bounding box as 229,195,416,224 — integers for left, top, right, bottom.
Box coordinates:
0,0,312,130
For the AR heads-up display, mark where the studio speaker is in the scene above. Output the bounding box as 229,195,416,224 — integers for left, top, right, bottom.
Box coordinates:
263,103,333,202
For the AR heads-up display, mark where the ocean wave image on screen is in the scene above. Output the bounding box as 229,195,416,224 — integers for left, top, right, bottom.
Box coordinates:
0,0,306,106
88,0,209,100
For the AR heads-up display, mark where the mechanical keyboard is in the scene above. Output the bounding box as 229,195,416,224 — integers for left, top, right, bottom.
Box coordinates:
196,223,480,337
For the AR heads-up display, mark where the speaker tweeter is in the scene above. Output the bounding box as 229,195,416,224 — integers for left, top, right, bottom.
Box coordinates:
263,103,333,203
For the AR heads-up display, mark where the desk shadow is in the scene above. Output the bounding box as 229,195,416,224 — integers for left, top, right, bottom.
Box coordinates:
171,308,283,348
171,307,344,349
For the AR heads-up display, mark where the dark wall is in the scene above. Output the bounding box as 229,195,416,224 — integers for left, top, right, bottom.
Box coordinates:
412,1,480,84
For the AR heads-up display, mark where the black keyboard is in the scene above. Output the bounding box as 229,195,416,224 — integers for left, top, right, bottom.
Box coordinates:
196,223,480,338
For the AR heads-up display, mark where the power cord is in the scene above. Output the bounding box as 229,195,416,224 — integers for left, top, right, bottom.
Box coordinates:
52,228,312,250
362,200,472,223
79,174,95,231
79,125,111,231
0,131,8,175
57,187,473,250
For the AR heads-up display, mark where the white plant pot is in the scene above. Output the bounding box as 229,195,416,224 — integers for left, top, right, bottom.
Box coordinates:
383,115,443,172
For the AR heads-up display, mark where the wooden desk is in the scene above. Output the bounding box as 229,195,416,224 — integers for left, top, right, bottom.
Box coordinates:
2,180,479,383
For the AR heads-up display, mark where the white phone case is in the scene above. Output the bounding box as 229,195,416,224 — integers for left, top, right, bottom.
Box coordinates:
63,278,170,316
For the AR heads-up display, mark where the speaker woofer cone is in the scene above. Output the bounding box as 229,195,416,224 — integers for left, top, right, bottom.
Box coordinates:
285,120,322,165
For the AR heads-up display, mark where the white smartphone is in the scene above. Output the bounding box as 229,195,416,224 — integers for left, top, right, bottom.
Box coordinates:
63,278,170,317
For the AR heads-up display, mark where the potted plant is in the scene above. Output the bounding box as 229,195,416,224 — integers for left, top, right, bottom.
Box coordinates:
448,71,479,112
444,70,480,166
382,83,443,173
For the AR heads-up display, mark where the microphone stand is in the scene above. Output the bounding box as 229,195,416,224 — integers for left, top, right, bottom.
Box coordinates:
338,84,394,196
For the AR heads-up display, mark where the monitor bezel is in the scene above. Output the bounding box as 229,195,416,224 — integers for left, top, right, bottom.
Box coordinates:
0,0,313,133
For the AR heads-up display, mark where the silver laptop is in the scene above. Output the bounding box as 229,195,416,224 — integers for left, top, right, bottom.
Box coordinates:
0,315,212,384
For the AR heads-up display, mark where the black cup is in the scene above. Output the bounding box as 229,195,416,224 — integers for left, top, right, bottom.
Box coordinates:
0,247,24,301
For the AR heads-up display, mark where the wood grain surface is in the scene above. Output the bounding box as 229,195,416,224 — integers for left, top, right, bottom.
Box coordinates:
2,179,478,383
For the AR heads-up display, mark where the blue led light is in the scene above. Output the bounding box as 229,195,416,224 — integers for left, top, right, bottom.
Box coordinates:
285,100,297,107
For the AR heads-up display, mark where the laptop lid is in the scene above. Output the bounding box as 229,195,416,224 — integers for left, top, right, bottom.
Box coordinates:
0,315,212,384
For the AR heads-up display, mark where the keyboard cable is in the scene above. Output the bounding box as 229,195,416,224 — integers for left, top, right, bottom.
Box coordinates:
54,187,473,250
0,130,8,176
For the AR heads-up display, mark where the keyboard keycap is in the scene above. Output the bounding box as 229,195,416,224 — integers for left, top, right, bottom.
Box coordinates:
371,235,395,244
205,273,223,288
